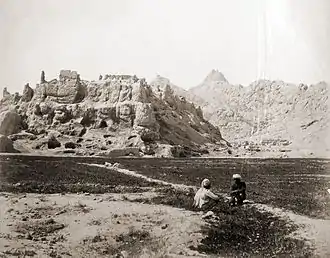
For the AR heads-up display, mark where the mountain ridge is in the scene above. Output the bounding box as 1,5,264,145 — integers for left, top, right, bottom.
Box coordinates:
153,71,330,158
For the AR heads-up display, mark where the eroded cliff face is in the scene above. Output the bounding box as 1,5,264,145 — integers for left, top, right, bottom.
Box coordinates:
0,70,227,157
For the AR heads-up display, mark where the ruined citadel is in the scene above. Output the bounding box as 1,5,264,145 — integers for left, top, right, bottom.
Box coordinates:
0,69,328,158
0,70,227,157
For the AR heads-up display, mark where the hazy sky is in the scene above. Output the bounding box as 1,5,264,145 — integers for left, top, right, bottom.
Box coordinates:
0,0,329,94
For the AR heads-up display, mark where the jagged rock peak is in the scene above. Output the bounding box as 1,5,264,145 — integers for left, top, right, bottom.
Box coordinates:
203,69,228,83
2,87,10,98
149,75,199,104
21,83,34,102
40,71,46,83
150,75,172,89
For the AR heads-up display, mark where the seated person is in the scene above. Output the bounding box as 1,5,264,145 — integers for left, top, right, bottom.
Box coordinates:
229,174,246,206
193,178,220,211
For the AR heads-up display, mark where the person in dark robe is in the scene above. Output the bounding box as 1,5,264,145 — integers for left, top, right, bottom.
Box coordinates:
229,174,246,206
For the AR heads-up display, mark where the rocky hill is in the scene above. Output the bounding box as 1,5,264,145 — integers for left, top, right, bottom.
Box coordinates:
2,69,328,158
0,70,228,157
155,70,330,158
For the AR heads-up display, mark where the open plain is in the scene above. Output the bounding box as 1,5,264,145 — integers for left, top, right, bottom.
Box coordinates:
1,155,329,257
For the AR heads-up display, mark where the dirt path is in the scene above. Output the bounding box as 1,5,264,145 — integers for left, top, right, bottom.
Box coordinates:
254,204,330,257
83,162,330,257
82,162,195,191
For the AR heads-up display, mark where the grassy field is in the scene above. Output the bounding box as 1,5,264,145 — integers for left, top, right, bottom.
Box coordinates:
1,155,329,257
110,158,330,219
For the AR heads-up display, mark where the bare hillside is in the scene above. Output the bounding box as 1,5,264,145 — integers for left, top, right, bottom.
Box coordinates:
153,70,330,157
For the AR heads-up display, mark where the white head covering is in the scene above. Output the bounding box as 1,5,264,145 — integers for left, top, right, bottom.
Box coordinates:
233,174,242,180
201,178,211,188
193,178,211,208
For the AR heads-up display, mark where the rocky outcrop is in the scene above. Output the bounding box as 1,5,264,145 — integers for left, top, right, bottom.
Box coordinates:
8,132,37,141
21,83,34,102
47,135,61,149
35,70,86,104
0,111,22,136
64,141,80,149
0,70,226,157
40,71,46,84
0,88,21,107
2,87,11,98
0,135,17,153
150,75,206,112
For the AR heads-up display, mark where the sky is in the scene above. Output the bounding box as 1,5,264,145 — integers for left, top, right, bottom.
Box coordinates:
0,0,329,94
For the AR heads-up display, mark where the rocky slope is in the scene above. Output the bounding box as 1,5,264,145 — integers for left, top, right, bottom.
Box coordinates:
153,70,330,158
0,70,227,157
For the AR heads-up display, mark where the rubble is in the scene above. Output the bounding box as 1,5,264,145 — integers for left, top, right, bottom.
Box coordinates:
0,70,225,157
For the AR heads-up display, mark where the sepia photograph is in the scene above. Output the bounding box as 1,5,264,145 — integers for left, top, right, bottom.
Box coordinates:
0,0,329,257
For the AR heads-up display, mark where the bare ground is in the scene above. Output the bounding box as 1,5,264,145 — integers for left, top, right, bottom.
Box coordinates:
98,162,330,257
0,192,207,258
1,155,329,257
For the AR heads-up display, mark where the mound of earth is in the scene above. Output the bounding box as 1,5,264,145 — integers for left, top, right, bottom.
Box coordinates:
0,70,228,157
154,70,330,158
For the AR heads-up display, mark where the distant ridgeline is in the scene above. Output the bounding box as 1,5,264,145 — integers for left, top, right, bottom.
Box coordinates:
151,70,330,158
